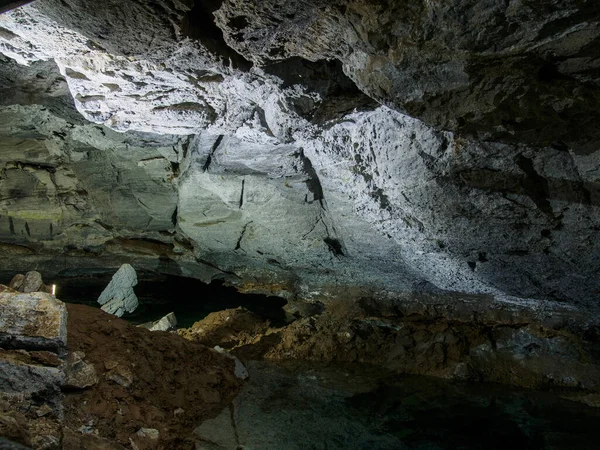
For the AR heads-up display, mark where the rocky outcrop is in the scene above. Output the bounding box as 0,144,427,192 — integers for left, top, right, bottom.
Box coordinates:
214,0,600,152
0,288,66,450
147,312,177,332
0,290,67,353
0,1,599,310
0,0,600,405
180,295,600,395
97,264,139,317
9,271,53,294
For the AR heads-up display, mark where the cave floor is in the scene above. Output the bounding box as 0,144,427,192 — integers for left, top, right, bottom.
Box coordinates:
25,274,600,449
196,360,600,450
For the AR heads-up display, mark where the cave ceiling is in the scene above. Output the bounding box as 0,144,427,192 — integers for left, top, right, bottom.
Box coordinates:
0,0,599,308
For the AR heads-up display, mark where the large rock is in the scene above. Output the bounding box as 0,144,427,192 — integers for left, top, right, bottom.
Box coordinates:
20,271,43,293
0,349,64,408
97,264,139,317
215,0,600,153
148,312,177,332
63,351,98,390
0,291,67,353
0,291,67,446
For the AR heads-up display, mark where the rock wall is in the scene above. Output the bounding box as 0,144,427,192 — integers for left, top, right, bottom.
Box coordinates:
0,1,599,312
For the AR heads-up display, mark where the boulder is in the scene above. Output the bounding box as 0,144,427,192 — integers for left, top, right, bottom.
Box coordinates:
0,291,67,353
21,271,43,293
97,264,139,317
8,273,53,295
0,349,64,412
7,275,24,292
148,312,177,332
63,351,98,390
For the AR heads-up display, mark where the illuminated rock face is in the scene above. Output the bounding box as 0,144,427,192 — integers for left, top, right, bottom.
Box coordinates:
0,0,599,309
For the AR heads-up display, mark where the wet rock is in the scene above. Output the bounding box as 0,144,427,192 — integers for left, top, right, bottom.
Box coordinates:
97,264,139,317
0,291,67,353
63,351,98,390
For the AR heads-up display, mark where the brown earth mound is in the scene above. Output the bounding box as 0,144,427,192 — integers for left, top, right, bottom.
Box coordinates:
177,307,269,350
63,304,243,450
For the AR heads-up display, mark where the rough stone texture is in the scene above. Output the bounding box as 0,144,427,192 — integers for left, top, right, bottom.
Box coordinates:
20,271,43,293
0,349,64,411
0,289,67,450
0,291,67,353
214,0,600,153
147,312,177,332
7,275,24,292
180,295,600,393
213,346,249,380
0,2,599,332
63,350,98,390
97,264,139,317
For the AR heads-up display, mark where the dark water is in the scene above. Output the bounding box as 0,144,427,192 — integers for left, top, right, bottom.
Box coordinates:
42,271,287,328
198,361,600,450
4,272,599,448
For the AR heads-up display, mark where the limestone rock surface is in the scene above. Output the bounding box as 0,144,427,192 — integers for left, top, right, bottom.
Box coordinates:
97,264,139,317
0,0,598,313
0,291,67,353
148,312,177,332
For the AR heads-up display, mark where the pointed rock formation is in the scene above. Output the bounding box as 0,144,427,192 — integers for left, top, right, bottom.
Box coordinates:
97,264,139,317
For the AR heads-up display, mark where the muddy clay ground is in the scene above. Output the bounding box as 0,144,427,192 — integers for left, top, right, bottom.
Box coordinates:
1,303,243,450
63,304,244,449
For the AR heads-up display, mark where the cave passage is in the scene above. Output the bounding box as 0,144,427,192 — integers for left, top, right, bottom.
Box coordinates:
28,271,288,328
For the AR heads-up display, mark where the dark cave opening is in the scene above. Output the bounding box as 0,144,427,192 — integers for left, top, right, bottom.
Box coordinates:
180,0,252,71
17,271,288,328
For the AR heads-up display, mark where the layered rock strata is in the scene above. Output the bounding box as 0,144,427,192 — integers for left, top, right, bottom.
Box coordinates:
0,0,599,396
